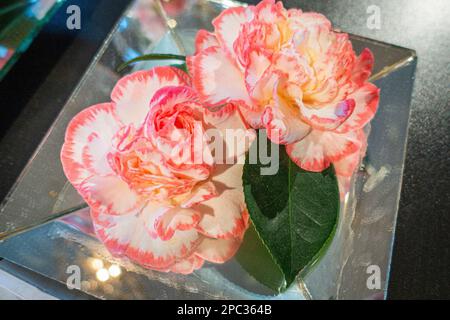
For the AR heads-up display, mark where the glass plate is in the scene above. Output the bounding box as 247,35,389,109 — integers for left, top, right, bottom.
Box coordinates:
0,0,64,81
0,0,416,300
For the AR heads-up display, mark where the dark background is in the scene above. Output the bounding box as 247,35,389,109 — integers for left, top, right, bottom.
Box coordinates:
0,0,448,299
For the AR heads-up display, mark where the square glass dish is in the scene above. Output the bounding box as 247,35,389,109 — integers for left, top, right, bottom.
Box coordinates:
0,0,416,299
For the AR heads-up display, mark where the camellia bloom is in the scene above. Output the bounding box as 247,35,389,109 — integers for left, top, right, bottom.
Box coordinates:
61,66,254,274
188,0,380,192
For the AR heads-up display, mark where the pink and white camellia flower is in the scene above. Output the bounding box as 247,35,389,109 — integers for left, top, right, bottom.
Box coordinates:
61,66,254,274
188,0,380,194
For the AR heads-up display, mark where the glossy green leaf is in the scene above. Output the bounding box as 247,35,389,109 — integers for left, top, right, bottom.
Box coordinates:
240,134,339,291
235,223,285,293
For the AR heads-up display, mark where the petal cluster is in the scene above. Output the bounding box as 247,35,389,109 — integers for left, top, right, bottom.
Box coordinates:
61,67,253,274
188,0,380,194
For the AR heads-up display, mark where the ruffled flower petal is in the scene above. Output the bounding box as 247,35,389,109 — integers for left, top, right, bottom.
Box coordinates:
245,48,273,97
155,207,202,241
212,6,253,59
61,103,121,186
189,46,252,107
242,109,265,128
169,255,204,274
351,48,374,86
181,181,218,208
333,151,361,177
263,103,311,145
335,83,380,133
334,124,368,199
289,12,331,30
148,85,199,114
79,175,140,215
111,67,189,126
255,0,286,23
195,237,242,263
333,129,366,176
194,163,248,239
204,103,256,162
92,203,202,270
286,129,362,172
194,29,219,53
299,99,356,131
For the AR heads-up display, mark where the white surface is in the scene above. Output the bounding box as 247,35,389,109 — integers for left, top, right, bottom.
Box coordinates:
0,269,58,300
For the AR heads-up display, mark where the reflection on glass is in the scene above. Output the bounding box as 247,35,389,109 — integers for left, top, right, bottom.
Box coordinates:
0,0,64,80
90,258,104,270
96,268,110,282
109,265,122,278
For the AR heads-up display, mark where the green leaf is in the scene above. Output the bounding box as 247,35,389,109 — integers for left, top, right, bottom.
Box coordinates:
170,63,188,73
240,133,339,291
117,53,186,72
235,222,285,293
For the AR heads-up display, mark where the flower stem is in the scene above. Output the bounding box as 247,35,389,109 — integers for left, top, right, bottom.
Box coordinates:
117,53,186,72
